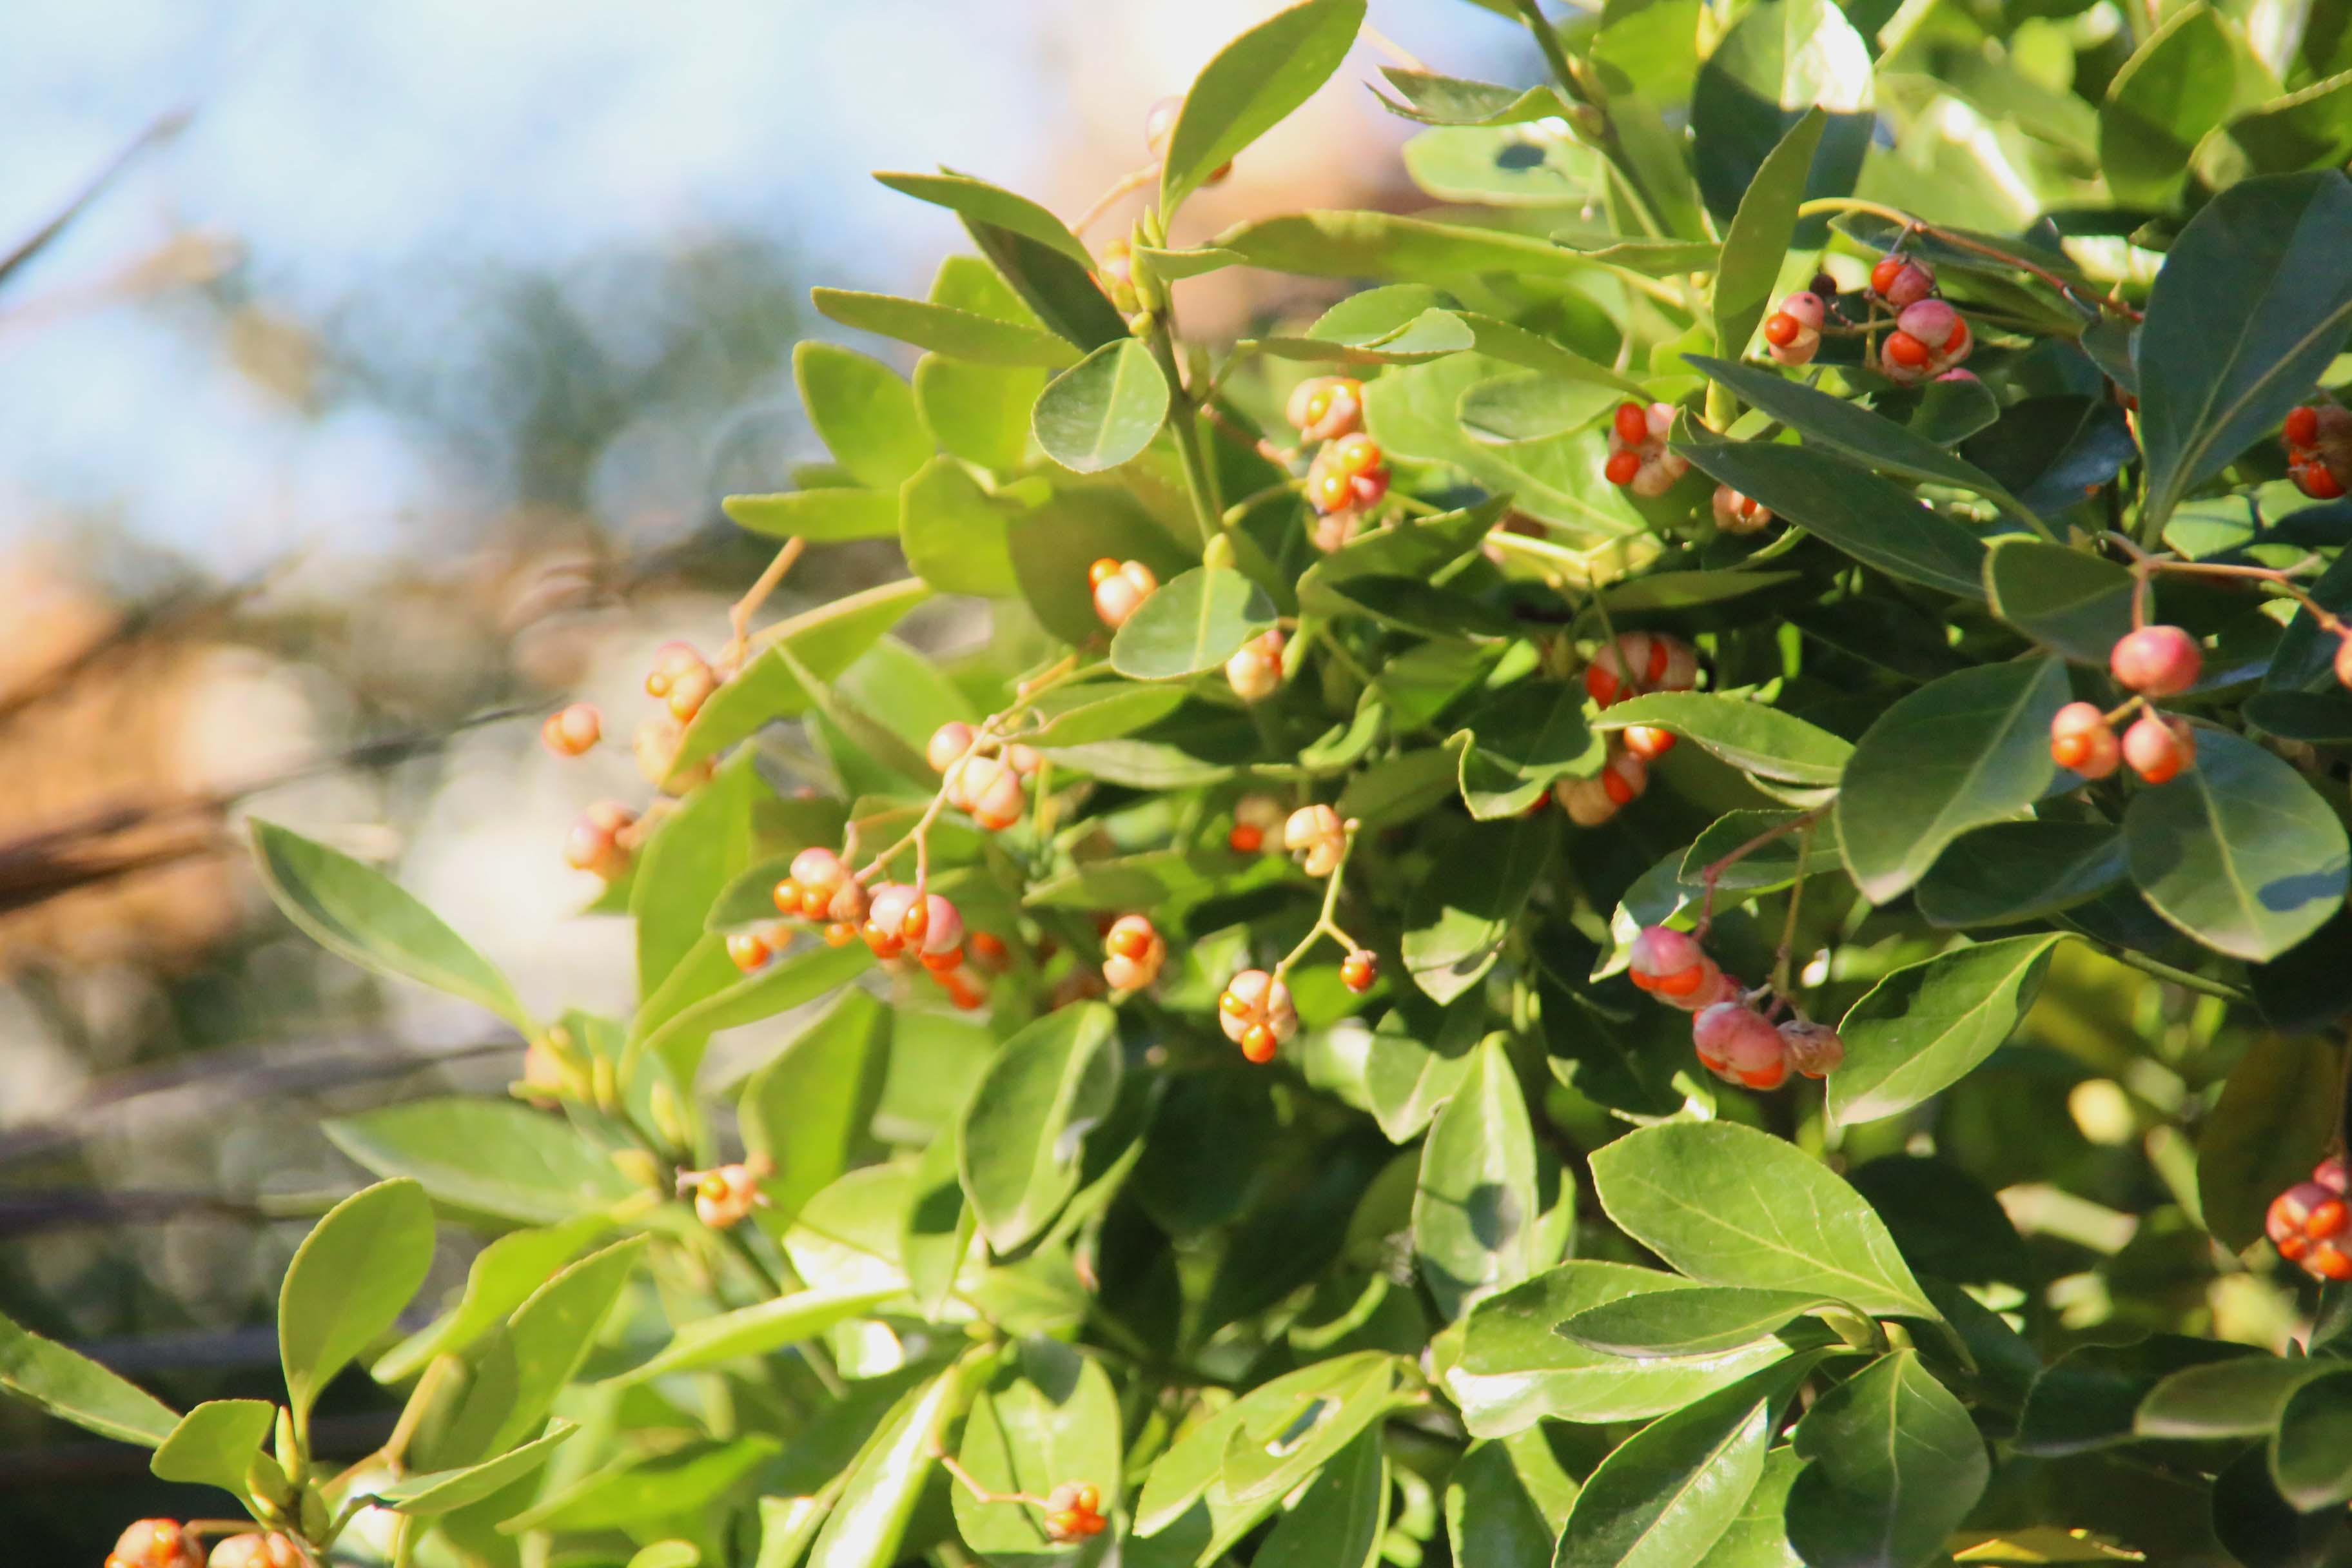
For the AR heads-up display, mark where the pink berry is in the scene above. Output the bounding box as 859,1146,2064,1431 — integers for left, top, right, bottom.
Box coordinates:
2110,625,2201,697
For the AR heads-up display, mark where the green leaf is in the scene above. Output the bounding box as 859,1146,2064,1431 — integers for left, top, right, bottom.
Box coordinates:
1365,994,1485,1142
1684,357,2026,517
249,820,531,1035
1415,1035,1553,1320
373,1214,611,1380
370,1420,578,1516
505,1436,783,1532
1456,314,1649,395
2100,6,2255,208
612,1286,899,1386
1983,539,2137,663
1158,0,1366,216
807,1360,978,1568
2138,172,2352,527
1836,656,2072,904
1376,68,1569,126
1018,681,1188,747
2136,1357,2331,1438
1447,1263,1810,1436
675,578,932,772
1714,110,1825,360
873,172,1095,270
1591,1122,1938,1320
279,1178,435,1426
2017,1336,2263,1456
150,1399,275,1497
0,1309,177,1447
1786,1351,1988,1568
1033,339,1170,473
959,1003,1122,1251
1589,692,1850,786
1445,1436,1567,1568
1915,822,2127,928
1403,812,1558,1004
2123,727,2350,961
324,1097,640,1226
2269,1370,2352,1510
794,341,933,488
1213,211,1614,283
1558,1288,1845,1358
1689,0,1871,229
741,991,891,1227
1109,566,1277,681
1693,1446,1804,1568
911,254,1048,471
2197,1034,2344,1251
1453,681,1603,818
629,1546,701,1568
952,1340,1124,1564
634,936,877,1086
811,289,1077,369
723,488,902,542
900,455,1019,596
2219,71,2352,182
1023,847,1267,912
1135,1351,1396,1534
1828,934,2066,1126
1255,1426,1387,1568
1457,373,1617,445
632,750,757,1001
902,1132,976,1320
1554,1359,1812,1568
1676,438,1990,599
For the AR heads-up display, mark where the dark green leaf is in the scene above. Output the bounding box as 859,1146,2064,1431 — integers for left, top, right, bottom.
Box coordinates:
2197,1034,2344,1251
1689,0,1872,230
1676,438,1990,599
1589,692,1850,785
2136,1357,2330,1438
1415,1035,1554,1320
2099,6,2257,209
2220,72,2352,182
1403,813,1558,1004
1110,566,1277,680
1159,0,1367,215
1983,539,2137,662
2271,1369,2352,1510
1558,1287,1843,1358
959,1003,1122,1251
1714,110,1826,360
1785,1351,1988,1568
873,172,1095,269
1453,681,1603,818
1829,934,2066,1126
1916,821,2127,928
2017,1336,2262,1455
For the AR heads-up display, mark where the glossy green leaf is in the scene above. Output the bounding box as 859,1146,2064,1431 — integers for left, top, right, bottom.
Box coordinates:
373,1214,610,1380
1829,934,2066,1126
1915,821,2128,929
896,460,1015,598
612,1286,898,1386
2124,727,2349,961
952,1340,1124,1563
1786,1351,1988,1568
2269,1369,2352,1509
1558,1288,1845,1358
674,577,932,770
1403,812,1558,1004
1837,656,2071,903
150,1399,274,1496
1255,1426,1387,1568
1590,692,1850,786
807,1358,979,1568
1445,1436,1563,1568
1714,110,1825,360
2197,1033,2343,1251
0,1309,177,1447
1211,211,1609,282
627,1546,701,1568
1135,1351,1396,1534
1376,68,1569,126
794,340,933,488
2219,71,2352,182
1364,994,1484,1142
371,1419,578,1516
1453,680,1603,818
910,253,1048,471
1689,0,1871,228
1456,314,1648,394
1554,1359,1812,1568
901,1130,975,1319
1591,1122,1937,1319
1218,1353,1409,1508
722,487,901,542
1676,438,1990,599
1034,338,1168,473
249,820,531,1035
741,990,891,1228
1693,1445,1804,1568
1983,539,2137,663
1158,0,1366,215
505,1436,783,1532
1457,373,1616,444
1414,1035,1551,1321
1447,1263,1810,1436
873,172,1094,269
279,1178,435,1426
632,749,756,1001
2135,1357,2331,1438
632,932,875,1083
959,1003,1122,1251
1017,681,1187,747
2137,172,2352,527
324,1097,640,1224
1109,566,1277,681
812,289,1077,369
2100,6,2252,208
1023,847,1266,912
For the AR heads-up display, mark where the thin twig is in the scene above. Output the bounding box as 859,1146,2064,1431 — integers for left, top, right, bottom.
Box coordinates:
1071,164,1159,238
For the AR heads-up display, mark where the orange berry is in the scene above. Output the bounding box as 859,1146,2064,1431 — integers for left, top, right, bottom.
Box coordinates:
1885,331,1930,369
774,877,805,917
727,931,772,972
901,898,931,943
1229,823,1264,854
541,702,602,757
1241,1023,1277,1063
1623,725,1676,760
2050,701,2120,780
2298,459,2346,500
1107,925,1153,961
1088,557,1120,587
1763,311,1799,348
1604,449,1642,486
1340,950,1377,993
2121,712,2195,785
825,921,856,947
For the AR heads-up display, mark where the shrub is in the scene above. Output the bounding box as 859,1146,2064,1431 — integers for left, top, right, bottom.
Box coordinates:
20,1,2352,1563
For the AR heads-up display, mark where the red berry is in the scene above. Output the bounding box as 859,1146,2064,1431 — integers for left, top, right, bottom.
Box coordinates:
1229,823,1264,854
1603,449,1642,486
1763,311,1799,348
773,877,805,917
727,931,772,972
1241,1023,1277,1063
1885,331,1930,369
1340,950,1378,993
2048,701,2119,779
2298,459,2346,500
2287,406,2321,449
2110,625,2201,697
1612,402,1650,445
1088,557,1120,587
1623,724,1676,761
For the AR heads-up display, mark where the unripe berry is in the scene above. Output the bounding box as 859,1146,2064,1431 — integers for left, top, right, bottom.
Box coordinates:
1778,1019,1845,1079
958,753,1026,830
727,930,774,973
792,847,847,900
1226,629,1285,702
1870,255,1936,309
1340,949,1378,993
865,883,918,957
1692,1002,1787,1090
1219,968,1297,1061
1286,376,1364,442
1585,632,1700,707
108,1520,202,1568
206,1535,303,1568
685,1162,763,1230
2049,701,2121,779
1230,793,1281,853
542,702,602,757
1093,560,1158,629
645,641,717,721
1629,453,1685,497
564,801,638,880
1004,742,1043,777
2110,625,2202,696
1623,724,1676,761
2269,1161,2352,1278
1628,926,1710,1000
1102,914,1166,990
1285,803,1347,877
1711,485,1771,535
909,893,963,957
2121,712,2195,785
928,721,975,775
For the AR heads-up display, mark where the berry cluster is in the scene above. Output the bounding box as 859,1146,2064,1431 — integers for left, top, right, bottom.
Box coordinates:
1043,1482,1110,1543
1219,968,1297,1063
1102,914,1167,991
932,720,1042,831
1090,558,1159,630
637,641,722,793
1602,401,1690,496
107,1521,202,1568
1880,299,1974,386
1558,632,1698,825
2267,1156,2351,1280
2048,624,2202,786
1710,484,1772,536
1627,926,1843,1090
771,841,994,1010
1762,291,1825,366
1286,378,1389,553
540,701,602,758
205,1536,302,1568
564,799,642,881
2284,403,2349,500
1284,803,1346,877
677,1157,771,1230
1759,253,1975,386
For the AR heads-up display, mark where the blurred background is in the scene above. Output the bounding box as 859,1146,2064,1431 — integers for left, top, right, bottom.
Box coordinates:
0,0,1526,1549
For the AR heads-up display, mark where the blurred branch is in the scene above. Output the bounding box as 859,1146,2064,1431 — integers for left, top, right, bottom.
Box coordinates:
0,105,193,297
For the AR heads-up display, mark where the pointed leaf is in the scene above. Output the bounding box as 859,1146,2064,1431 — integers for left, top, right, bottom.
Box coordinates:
279,1178,435,1426
1676,438,1990,599
1159,0,1366,215
1714,110,1826,360
1255,1426,1387,1568
794,341,933,488
612,1287,898,1386
1786,1351,1988,1568
1828,934,2066,1126
2197,1033,2344,1251
807,1362,977,1568
1109,566,1277,680
901,456,1019,596
0,1309,176,1447
1590,692,1850,786
952,1341,1124,1564
370,1420,578,1516
2100,6,2254,208
812,289,1077,369
873,172,1094,269
1559,1288,1845,1358
673,578,932,772
325,1097,640,1224
741,990,892,1228
958,1003,1122,1251
1415,1035,1550,1320
723,488,902,542
1033,339,1169,473
151,1399,274,1496
1983,538,2137,663
1914,821,2127,929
